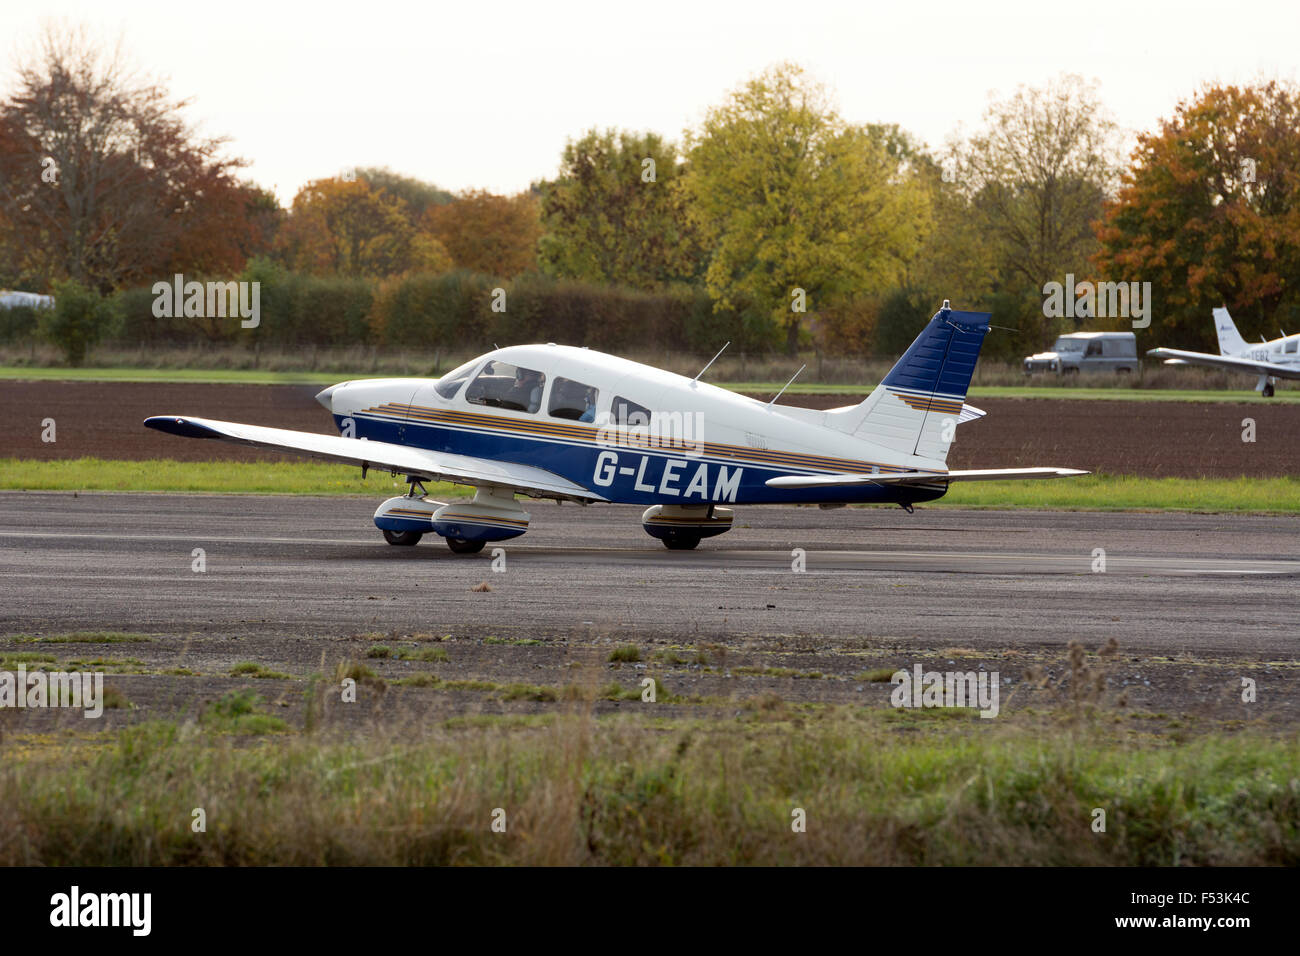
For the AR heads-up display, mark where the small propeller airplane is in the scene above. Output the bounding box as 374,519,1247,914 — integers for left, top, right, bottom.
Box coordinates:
144,300,1087,553
1147,307,1300,397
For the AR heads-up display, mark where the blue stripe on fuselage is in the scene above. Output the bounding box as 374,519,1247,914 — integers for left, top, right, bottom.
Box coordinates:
338,412,946,506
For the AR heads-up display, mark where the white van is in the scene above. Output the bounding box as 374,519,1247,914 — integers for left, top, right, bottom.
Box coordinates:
1024,332,1139,374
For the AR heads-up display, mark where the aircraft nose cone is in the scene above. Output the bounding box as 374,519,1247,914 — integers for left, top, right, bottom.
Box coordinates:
315,384,337,411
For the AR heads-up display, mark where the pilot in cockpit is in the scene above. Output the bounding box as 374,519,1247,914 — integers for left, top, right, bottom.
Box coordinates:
509,368,544,413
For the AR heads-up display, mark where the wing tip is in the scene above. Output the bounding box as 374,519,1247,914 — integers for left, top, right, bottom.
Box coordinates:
144,415,219,439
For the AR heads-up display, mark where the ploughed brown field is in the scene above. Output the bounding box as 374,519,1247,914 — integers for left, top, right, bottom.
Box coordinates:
3,380,1296,478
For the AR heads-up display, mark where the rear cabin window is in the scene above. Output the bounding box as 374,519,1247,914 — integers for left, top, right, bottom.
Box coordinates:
612,396,652,427
548,377,599,421
465,360,547,413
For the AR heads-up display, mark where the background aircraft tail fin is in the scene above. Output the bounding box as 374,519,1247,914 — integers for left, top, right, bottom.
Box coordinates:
1213,307,1248,355
831,302,990,463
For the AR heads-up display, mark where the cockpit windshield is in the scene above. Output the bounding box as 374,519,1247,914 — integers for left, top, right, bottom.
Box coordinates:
433,358,482,399
1052,337,1086,354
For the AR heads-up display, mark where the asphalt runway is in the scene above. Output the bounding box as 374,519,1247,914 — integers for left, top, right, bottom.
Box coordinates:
2,492,1297,657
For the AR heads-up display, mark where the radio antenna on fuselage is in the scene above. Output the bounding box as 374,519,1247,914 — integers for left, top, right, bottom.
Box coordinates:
766,364,806,408
692,341,730,383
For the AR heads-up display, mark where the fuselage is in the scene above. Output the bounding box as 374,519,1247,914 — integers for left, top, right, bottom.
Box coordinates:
317,344,951,507
1234,336,1300,368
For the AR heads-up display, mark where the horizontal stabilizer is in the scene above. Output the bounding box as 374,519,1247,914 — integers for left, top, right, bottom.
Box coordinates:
143,416,605,502
765,467,1088,489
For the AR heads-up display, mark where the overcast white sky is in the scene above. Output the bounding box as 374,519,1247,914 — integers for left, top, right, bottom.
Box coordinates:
4,0,1297,204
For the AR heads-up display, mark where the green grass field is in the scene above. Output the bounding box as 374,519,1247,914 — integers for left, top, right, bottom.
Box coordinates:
2,458,1297,513
934,473,1300,513
0,365,338,385
2,364,1294,401
0,458,464,497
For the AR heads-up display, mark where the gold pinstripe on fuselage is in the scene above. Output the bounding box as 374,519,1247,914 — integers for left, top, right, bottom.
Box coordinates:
355,402,948,477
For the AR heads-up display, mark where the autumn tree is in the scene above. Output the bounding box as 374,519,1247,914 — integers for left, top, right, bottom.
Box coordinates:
425,189,541,277
953,74,1119,348
356,167,455,219
276,177,451,278
1095,81,1300,350
537,128,700,289
0,26,264,292
685,63,928,353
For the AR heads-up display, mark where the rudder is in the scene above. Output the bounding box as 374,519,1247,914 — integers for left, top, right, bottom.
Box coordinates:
1213,307,1248,356
836,301,990,462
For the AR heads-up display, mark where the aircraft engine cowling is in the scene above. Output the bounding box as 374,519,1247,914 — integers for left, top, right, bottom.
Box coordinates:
641,504,734,543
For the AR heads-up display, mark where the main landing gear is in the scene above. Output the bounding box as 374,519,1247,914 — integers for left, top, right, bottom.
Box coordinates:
382,529,423,546
641,504,735,550
373,481,530,554
445,537,485,554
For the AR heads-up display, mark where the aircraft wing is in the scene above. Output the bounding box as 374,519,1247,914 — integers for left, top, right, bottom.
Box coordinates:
765,467,1088,489
1145,348,1300,380
143,416,607,502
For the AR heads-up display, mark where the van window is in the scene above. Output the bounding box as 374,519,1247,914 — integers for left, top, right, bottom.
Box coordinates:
1085,340,1103,357
1287,339,1298,354
433,359,481,399
612,396,651,427
465,360,546,413
549,377,599,421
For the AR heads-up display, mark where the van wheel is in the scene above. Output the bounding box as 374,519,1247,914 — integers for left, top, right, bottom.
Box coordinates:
1116,367,1131,375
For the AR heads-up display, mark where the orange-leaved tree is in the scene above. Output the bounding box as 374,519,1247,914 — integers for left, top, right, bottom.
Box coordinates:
1094,81,1300,350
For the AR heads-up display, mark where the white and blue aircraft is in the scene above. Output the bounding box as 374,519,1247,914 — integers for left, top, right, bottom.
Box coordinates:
145,301,1086,552
1147,307,1300,397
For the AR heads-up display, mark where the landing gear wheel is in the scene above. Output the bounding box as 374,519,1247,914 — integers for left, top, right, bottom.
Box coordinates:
1263,383,1275,397
662,533,701,551
446,537,485,554
383,529,423,546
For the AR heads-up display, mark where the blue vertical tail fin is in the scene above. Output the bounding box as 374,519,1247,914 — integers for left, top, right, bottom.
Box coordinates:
834,301,991,462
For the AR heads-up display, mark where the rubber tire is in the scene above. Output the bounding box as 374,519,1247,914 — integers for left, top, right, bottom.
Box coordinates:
383,529,423,546
1116,367,1131,375
662,534,701,551
1263,383,1275,397
446,537,486,554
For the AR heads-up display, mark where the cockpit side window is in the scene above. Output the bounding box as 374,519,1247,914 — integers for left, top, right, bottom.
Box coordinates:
1286,339,1298,354
548,377,600,421
612,396,651,427
465,360,547,413
433,359,481,399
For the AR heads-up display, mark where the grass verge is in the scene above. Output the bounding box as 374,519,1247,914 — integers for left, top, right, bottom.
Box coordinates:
0,458,463,497
3,459,1298,513
930,473,1300,513
2,363,1295,401
1,710,1295,865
